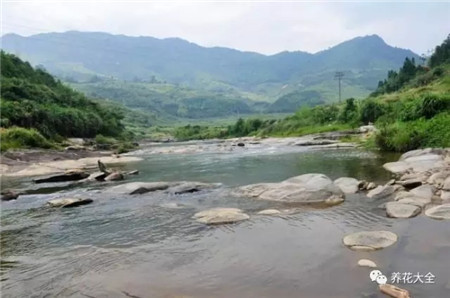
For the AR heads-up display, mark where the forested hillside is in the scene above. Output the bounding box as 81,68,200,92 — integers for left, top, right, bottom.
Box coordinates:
0,51,125,150
176,35,450,152
1,32,420,116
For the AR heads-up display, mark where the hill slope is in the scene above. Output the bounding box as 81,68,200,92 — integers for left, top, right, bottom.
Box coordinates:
1,32,420,116
0,51,125,150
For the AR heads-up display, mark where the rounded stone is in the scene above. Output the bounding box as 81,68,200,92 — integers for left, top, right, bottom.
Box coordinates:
257,209,282,215
343,231,398,251
386,202,421,218
358,259,377,268
193,208,250,225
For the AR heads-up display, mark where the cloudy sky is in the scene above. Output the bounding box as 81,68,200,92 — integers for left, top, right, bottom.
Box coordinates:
2,0,449,55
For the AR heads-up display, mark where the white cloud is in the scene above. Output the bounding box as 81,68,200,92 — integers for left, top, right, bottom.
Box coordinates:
2,1,449,54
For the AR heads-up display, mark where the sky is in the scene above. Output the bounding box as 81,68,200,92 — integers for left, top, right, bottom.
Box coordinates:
1,0,449,55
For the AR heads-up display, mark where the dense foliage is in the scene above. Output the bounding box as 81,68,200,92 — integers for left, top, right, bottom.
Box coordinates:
0,51,124,141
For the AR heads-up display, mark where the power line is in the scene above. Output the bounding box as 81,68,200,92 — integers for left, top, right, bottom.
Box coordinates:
334,71,344,103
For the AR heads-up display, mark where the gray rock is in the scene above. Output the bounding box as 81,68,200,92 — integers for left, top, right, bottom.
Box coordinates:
87,171,108,181
334,177,360,194
399,148,447,161
235,174,343,204
396,179,422,189
106,182,175,194
427,171,450,186
358,259,377,268
170,182,220,194
383,153,446,174
367,182,377,190
193,208,250,224
127,170,139,175
343,231,398,251
367,185,395,199
410,185,435,200
441,191,450,201
443,176,450,191
386,202,421,218
425,204,450,220
1,190,19,201
47,198,93,208
104,172,124,181
33,170,89,184
257,209,282,215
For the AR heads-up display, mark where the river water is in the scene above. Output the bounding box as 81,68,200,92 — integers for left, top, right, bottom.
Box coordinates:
1,143,449,297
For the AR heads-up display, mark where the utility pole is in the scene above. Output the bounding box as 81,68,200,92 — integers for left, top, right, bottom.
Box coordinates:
334,71,344,103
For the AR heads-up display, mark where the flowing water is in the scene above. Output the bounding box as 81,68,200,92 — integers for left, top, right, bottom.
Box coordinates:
1,143,449,297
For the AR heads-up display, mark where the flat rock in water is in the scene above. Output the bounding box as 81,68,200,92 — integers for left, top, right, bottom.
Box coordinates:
257,209,282,215
104,172,124,181
425,204,450,220
34,171,89,183
106,182,175,194
47,198,93,208
379,284,411,298
357,259,377,268
334,177,360,194
87,171,108,181
193,208,250,224
343,231,398,251
399,148,447,161
169,182,220,194
386,202,421,218
367,185,395,200
1,190,20,201
235,174,343,204
294,140,337,146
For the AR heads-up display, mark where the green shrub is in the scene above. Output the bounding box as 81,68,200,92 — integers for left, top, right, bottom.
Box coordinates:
375,112,450,152
95,134,116,145
0,127,53,151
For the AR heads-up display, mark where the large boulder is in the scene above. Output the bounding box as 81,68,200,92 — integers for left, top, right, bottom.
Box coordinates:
234,174,343,204
425,204,450,220
386,202,421,218
33,170,89,183
383,151,447,174
366,185,395,199
47,198,93,208
343,231,398,251
193,208,250,225
334,177,359,194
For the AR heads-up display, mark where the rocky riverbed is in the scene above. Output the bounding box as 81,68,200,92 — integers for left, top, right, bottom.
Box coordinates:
1,138,449,297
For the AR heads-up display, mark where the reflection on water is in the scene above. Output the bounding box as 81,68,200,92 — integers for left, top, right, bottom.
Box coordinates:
1,146,448,297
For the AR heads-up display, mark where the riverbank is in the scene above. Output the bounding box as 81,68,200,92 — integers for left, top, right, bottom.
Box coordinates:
1,137,450,297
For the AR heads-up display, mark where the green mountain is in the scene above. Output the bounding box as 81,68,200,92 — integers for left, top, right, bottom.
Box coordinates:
0,51,124,142
1,32,420,117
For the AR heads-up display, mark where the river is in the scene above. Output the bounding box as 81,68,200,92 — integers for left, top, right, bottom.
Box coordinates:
1,142,449,297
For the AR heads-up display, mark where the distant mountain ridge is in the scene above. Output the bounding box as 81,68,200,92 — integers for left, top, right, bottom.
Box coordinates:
0,31,420,117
